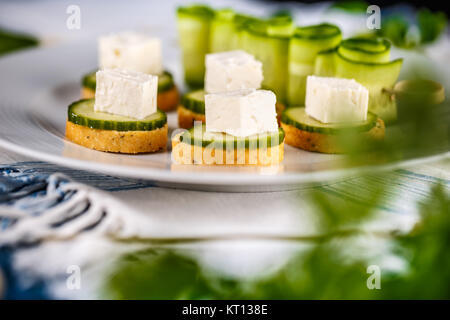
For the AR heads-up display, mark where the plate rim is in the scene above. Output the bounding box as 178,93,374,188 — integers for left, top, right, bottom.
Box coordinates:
1,136,448,186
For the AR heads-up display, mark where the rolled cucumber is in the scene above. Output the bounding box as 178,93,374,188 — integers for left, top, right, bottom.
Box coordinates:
68,99,167,131
287,23,342,106
314,37,403,123
179,124,285,148
334,52,402,123
209,10,260,52
82,70,176,93
209,9,236,52
314,48,337,77
176,5,214,89
181,89,205,114
281,107,378,135
337,37,391,63
240,16,295,104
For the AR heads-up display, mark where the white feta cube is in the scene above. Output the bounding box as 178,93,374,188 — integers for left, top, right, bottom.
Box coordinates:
205,89,278,137
305,76,369,123
94,68,158,119
99,32,163,75
205,50,263,94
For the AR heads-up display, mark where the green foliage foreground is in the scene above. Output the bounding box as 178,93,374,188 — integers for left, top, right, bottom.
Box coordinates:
104,181,449,299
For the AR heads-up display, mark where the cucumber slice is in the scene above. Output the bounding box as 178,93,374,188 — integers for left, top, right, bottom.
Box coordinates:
81,71,97,90
181,89,205,114
158,71,176,92
179,124,285,148
81,70,175,93
334,51,403,122
68,99,167,131
176,4,214,89
338,37,391,63
240,17,294,104
287,23,342,106
281,107,378,135
314,36,402,122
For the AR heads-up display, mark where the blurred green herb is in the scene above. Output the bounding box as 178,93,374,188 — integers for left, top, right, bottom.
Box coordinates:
0,29,38,56
377,9,447,48
417,9,447,44
378,15,412,48
270,9,293,19
330,1,369,13
104,176,450,299
383,183,450,299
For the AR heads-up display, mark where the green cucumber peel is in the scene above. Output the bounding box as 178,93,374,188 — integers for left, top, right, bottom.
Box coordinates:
181,89,205,115
176,5,214,19
82,71,97,90
68,99,167,131
179,124,285,149
338,37,391,63
281,107,378,135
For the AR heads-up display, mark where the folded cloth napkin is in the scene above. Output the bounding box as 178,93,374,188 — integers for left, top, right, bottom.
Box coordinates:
0,164,156,299
1,166,128,245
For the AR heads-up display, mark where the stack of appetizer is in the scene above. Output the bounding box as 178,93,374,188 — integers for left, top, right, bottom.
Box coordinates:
178,50,264,129
67,32,171,154
173,50,284,165
81,32,179,112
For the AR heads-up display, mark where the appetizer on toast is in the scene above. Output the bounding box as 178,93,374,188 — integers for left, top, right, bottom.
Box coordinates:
81,32,179,112
173,89,284,165
68,69,167,153
281,76,385,153
178,50,284,129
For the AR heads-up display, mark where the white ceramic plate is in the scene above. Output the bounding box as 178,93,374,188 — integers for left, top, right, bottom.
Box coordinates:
0,42,448,191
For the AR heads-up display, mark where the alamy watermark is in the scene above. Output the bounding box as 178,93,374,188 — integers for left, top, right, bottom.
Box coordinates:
367,5,381,30
66,5,81,30
366,265,381,290
66,265,81,290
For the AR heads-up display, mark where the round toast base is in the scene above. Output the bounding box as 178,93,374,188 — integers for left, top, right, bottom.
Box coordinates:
66,121,168,154
281,118,385,154
177,104,206,129
172,133,284,165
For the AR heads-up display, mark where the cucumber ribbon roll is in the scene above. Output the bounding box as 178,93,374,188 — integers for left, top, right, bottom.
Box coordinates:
176,5,214,89
315,37,403,123
240,16,295,104
287,23,342,106
209,9,259,52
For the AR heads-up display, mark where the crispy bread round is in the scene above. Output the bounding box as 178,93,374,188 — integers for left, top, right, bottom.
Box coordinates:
171,133,284,165
66,121,167,154
281,118,385,154
177,104,206,129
